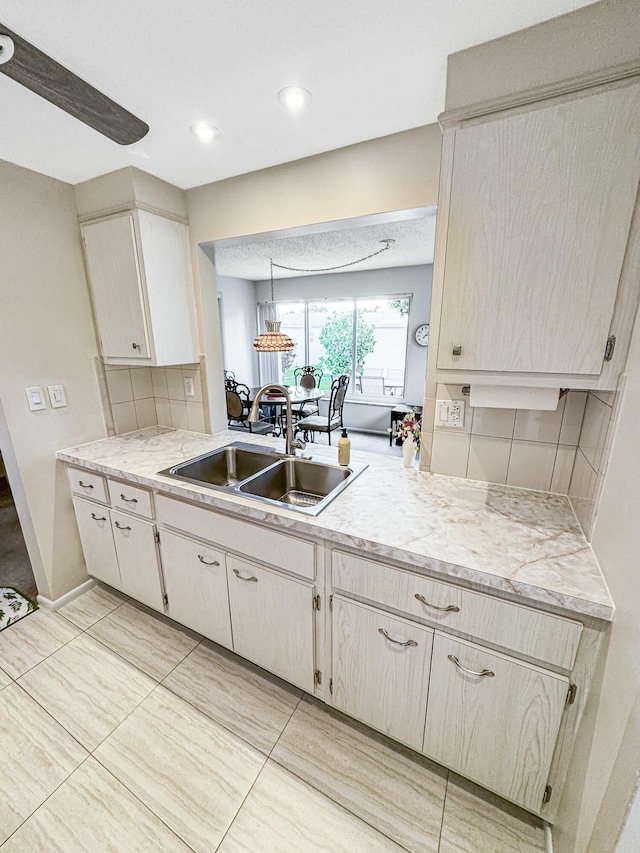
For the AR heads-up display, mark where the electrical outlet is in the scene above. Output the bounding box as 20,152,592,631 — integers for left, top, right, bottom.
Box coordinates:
184,377,195,398
435,399,465,428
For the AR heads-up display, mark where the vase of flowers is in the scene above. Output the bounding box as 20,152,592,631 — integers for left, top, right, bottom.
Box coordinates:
395,408,421,468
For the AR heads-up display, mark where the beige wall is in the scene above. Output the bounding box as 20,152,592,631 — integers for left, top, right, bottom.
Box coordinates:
185,125,442,433
438,1,640,849
0,160,106,600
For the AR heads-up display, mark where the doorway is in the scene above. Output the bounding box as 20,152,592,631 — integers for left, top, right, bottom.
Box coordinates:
0,451,38,600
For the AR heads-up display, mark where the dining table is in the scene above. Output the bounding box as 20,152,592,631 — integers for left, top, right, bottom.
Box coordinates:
247,385,324,434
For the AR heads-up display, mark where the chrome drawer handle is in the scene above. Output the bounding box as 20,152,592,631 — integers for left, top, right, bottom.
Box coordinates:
415,593,459,613
378,628,418,647
91,513,107,522
78,481,93,489
114,521,132,531
448,654,494,678
198,555,220,566
233,568,258,582
120,494,138,504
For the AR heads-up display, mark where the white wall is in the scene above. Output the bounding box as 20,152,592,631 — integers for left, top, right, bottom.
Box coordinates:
216,275,259,387
0,160,106,600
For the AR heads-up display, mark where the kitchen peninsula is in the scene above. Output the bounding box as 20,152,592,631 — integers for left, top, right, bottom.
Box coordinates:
58,426,613,820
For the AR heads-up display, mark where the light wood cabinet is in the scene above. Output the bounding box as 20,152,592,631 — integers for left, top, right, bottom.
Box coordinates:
160,529,232,648
423,634,568,813
81,209,198,366
110,510,164,612
332,596,432,751
431,76,640,389
72,497,121,589
227,555,316,693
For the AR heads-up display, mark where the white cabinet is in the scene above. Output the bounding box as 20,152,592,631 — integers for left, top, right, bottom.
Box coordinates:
332,596,432,751
110,510,164,612
72,497,121,589
160,530,232,648
81,209,198,366
431,76,640,389
423,634,568,813
227,555,316,693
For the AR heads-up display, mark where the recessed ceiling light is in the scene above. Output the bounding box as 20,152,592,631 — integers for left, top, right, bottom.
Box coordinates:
190,122,220,142
278,86,312,111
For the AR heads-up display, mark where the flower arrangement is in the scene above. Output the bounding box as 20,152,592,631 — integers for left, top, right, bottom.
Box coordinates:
394,408,422,448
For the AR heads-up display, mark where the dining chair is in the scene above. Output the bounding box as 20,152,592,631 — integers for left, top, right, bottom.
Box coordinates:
226,382,273,434
292,365,324,419
294,374,349,445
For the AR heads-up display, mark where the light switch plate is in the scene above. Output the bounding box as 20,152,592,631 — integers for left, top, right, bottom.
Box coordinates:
25,386,47,411
435,399,466,428
48,384,67,408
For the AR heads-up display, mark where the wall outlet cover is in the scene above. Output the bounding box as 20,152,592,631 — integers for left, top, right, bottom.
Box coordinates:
48,384,67,408
184,376,195,397
435,399,466,428
25,386,47,411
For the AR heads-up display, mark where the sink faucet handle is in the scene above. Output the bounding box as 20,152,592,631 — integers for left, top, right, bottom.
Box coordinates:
291,437,306,452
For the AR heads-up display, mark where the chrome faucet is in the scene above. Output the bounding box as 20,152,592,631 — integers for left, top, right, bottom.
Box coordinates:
248,384,306,457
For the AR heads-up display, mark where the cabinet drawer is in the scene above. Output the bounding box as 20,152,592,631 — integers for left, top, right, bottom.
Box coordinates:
424,633,568,813
156,494,316,580
332,550,582,670
68,468,109,504
108,479,154,519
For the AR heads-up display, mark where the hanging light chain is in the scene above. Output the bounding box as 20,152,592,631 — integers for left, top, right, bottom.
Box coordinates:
270,239,394,276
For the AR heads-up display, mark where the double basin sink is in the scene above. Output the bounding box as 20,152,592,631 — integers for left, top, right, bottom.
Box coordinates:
159,441,367,516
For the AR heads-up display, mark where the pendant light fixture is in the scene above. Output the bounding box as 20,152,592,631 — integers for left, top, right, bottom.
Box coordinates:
253,260,296,353
253,240,395,353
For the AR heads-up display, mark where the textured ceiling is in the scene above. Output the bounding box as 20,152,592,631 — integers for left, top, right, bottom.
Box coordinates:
214,211,437,280
0,1,596,188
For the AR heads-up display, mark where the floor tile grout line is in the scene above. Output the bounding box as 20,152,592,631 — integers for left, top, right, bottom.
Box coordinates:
56,594,129,632
3,614,84,681
436,770,450,853
213,755,271,852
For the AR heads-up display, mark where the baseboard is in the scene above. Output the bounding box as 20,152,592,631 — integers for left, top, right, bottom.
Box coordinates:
37,578,96,611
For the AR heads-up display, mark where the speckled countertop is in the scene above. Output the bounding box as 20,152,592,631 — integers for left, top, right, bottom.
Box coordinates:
57,427,614,622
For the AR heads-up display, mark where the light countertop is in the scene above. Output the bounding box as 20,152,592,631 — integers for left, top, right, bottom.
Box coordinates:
57,427,614,622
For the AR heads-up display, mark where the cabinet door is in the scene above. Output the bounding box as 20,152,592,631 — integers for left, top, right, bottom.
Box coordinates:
72,497,121,589
424,633,568,813
227,556,315,692
332,596,432,751
437,83,640,375
160,530,232,648
110,510,164,612
81,214,150,359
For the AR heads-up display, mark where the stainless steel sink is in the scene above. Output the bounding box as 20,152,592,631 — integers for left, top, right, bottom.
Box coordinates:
159,443,279,488
158,441,367,515
238,457,353,511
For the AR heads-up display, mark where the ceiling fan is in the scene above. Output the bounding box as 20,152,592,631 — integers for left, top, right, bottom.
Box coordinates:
0,23,148,145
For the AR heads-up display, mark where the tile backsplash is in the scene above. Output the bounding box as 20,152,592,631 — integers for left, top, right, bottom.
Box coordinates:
101,361,207,436
568,385,624,539
428,384,588,495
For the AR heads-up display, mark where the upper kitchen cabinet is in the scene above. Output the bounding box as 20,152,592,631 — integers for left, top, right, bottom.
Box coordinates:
430,71,640,390
80,209,199,366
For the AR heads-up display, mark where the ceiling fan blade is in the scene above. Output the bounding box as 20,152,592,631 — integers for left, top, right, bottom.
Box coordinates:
0,23,149,145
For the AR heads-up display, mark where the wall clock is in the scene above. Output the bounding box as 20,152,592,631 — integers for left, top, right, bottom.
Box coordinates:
414,323,429,347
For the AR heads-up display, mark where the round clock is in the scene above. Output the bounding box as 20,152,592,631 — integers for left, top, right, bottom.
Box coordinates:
414,323,429,347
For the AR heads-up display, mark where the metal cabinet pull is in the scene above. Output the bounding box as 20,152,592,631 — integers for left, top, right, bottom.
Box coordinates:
415,593,460,613
378,628,418,647
448,654,494,678
78,481,93,489
198,555,220,566
114,521,132,531
233,568,258,582
132,342,141,350
120,494,138,504
91,513,107,522
452,346,462,356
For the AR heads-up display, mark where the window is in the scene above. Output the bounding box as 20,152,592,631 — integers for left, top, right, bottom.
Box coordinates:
259,296,410,398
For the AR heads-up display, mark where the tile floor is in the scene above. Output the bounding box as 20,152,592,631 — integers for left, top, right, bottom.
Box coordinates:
0,585,547,852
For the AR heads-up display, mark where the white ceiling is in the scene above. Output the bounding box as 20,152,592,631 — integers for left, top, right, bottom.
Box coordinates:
0,1,596,189
214,210,437,280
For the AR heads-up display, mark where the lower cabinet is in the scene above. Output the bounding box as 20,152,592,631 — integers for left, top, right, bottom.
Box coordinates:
332,595,432,751
227,555,316,693
110,510,164,612
72,497,121,589
424,633,568,813
160,530,232,648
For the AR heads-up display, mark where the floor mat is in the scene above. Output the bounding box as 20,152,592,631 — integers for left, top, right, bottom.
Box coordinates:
0,586,38,631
